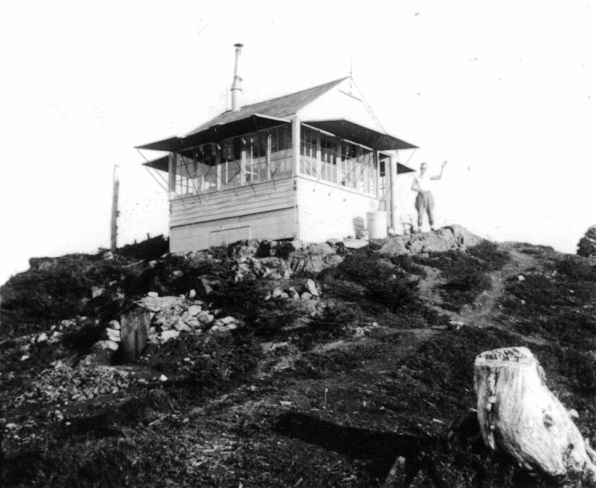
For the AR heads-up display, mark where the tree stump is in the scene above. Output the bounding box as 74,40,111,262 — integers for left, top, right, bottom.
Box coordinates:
474,347,596,484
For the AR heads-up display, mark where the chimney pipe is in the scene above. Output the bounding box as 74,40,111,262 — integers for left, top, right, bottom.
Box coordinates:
231,43,243,111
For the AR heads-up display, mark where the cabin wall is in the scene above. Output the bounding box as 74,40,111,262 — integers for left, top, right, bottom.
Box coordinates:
295,176,380,243
170,177,296,252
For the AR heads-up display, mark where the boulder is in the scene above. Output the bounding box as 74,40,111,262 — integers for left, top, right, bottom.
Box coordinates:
379,224,482,256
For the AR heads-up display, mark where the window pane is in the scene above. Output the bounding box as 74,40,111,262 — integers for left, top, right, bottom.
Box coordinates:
270,125,292,179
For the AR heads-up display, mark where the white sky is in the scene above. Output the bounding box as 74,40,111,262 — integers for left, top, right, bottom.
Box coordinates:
1,1,595,284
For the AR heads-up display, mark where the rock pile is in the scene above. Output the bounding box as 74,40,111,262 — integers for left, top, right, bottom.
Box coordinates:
138,294,242,343
577,226,596,258
12,360,135,408
265,278,321,301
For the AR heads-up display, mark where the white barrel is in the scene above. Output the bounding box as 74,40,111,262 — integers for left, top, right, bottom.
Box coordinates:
366,211,388,239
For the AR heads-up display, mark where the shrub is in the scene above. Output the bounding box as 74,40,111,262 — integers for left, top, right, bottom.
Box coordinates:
117,234,169,261
293,307,355,350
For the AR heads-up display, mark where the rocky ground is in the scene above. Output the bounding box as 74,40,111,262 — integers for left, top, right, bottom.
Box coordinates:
1,230,596,487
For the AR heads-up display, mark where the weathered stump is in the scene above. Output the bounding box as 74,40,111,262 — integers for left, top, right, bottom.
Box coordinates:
474,347,596,484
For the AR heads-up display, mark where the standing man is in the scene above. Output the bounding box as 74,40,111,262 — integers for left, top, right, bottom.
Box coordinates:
411,161,447,232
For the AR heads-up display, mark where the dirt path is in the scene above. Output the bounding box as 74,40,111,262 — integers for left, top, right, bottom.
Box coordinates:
417,243,540,328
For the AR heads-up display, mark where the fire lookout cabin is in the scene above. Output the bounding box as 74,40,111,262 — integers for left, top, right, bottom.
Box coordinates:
138,60,417,253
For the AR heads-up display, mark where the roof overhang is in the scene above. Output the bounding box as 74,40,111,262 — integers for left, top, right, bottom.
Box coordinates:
397,163,415,174
304,119,417,151
136,114,290,153
143,155,169,172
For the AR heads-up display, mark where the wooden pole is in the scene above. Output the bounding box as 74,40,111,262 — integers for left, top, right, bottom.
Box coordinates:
111,164,119,253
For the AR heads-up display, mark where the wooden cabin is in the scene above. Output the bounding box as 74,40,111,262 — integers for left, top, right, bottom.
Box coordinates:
138,57,417,252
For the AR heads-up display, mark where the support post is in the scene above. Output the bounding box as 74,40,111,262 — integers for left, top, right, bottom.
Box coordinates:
168,153,176,199
373,150,379,200
315,130,322,179
110,164,119,253
389,154,398,232
292,117,301,177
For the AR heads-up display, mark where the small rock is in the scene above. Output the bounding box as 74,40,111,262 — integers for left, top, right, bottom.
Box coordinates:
271,288,284,298
159,374,168,382
197,312,214,325
172,319,191,332
185,318,201,328
21,355,30,361
301,292,313,300
109,320,121,330
517,275,525,281
342,239,369,250
175,322,192,332
106,329,121,342
102,251,114,260
37,332,48,343
305,279,319,296
187,305,202,317
227,323,238,330
105,340,119,351
91,286,104,298
189,289,197,299
160,330,180,341
147,292,159,298
220,316,236,325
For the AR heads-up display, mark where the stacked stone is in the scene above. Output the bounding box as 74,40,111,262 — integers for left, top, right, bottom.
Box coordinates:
577,226,596,258
137,293,242,344
94,320,121,352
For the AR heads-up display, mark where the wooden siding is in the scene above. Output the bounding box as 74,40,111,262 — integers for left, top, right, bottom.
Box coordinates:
295,176,380,243
170,177,295,227
170,177,296,252
171,207,295,252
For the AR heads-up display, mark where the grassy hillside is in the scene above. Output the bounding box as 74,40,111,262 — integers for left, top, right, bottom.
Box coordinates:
1,236,595,487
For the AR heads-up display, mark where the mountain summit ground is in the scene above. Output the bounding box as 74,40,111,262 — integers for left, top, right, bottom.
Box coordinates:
2,231,596,487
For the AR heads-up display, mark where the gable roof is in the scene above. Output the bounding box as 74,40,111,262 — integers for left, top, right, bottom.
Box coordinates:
186,77,347,136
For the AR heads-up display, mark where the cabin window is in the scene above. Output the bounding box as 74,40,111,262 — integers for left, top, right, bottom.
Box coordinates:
175,155,197,195
270,125,293,178
298,126,377,196
195,144,217,191
245,133,268,183
171,124,294,197
221,138,243,188
320,134,338,184
300,126,318,177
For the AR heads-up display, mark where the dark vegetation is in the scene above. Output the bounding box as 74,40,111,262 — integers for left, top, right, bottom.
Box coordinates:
413,240,510,311
2,237,596,487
